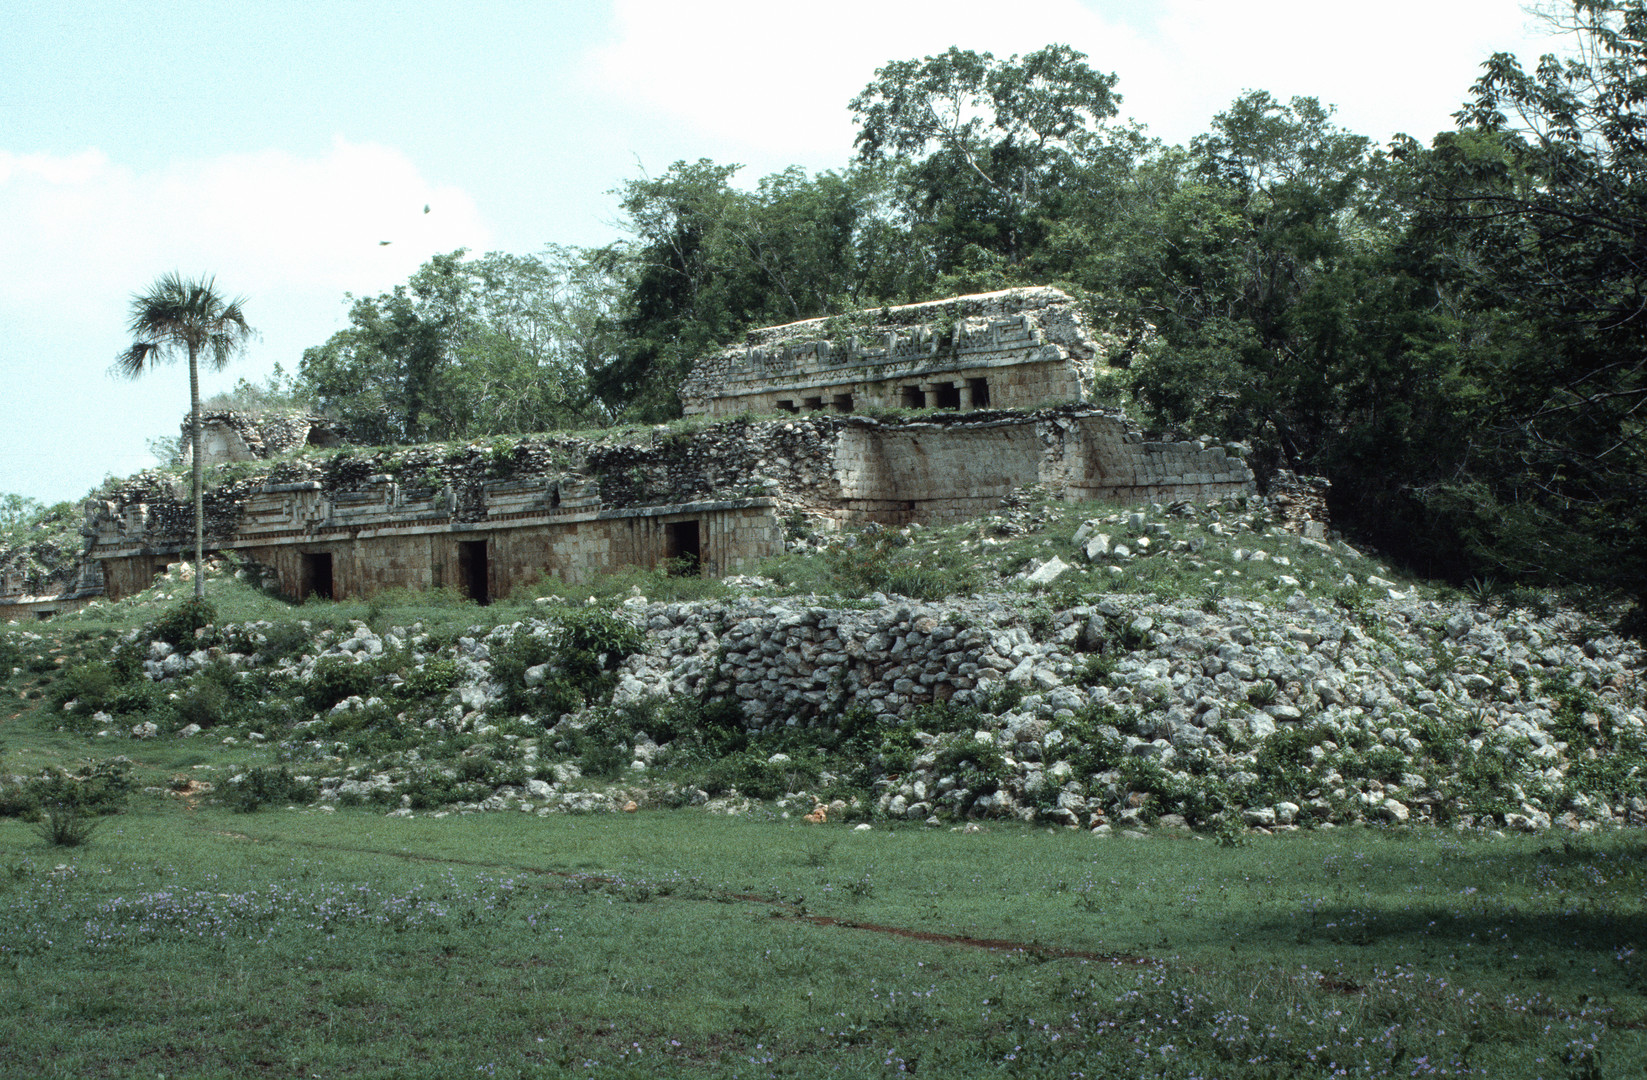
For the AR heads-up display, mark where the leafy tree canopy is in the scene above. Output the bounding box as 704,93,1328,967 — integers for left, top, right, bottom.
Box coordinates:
297,248,617,443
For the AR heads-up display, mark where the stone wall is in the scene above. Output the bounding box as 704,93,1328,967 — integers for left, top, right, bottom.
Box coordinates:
680,288,1129,417
183,412,347,468
831,410,1254,526
227,502,781,601
87,406,1252,604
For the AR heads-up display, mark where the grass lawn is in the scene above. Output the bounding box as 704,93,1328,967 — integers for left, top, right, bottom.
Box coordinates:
1,803,1641,1078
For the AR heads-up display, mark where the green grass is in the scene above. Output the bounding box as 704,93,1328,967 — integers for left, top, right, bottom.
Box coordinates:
0,805,1640,1078
758,493,1428,610
3,494,1638,1075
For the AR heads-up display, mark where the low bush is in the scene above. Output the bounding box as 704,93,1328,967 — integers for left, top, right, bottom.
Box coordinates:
0,761,134,820
222,767,319,813
1251,724,1327,801
1061,707,1128,778
150,597,217,647
50,661,123,716
492,607,646,716
303,655,378,713
0,631,22,678
257,621,314,663
34,804,98,847
171,678,233,729
697,749,820,800
394,657,459,701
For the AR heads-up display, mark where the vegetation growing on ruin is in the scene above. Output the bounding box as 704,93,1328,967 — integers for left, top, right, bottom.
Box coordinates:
4,486,1647,1073
0,495,81,594
188,3,1637,631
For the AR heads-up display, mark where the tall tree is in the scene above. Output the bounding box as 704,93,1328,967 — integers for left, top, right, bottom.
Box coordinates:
299,249,608,442
1412,0,1647,618
595,160,911,420
851,44,1121,271
115,273,253,600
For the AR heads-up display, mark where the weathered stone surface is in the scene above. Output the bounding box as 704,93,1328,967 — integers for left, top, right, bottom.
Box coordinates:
680,287,1116,417
85,403,1253,604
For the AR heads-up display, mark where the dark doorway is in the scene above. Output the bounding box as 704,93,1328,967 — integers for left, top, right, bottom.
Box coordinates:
901,386,926,409
968,377,991,407
832,393,854,413
776,399,799,414
933,382,962,410
664,520,701,576
301,552,334,601
458,540,490,605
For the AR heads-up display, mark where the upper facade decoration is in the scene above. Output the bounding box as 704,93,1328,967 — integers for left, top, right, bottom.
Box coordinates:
680,287,1132,417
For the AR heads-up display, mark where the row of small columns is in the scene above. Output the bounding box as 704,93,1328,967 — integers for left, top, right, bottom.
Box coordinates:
901,377,990,410
775,376,992,415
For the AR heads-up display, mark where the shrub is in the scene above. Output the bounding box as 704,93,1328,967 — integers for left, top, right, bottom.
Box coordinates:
50,661,122,716
577,740,629,780
556,606,646,678
222,766,319,812
1543,676,1604,751
908,700,989,736
1444,745,1520,818
492,608,646,714
303,655,378,712
698,749,816,800
0,761,134,820
1062,708,1127,778
399,767,483,810
0,631,22,679
257,621,314,663
172,678,233,729
1333,582,1376,615
1412,713,1465,765
151,597,217,647
877,727,921,775
489,630,558,713
979,681,1025,715
35,804,98,847
1252,724,1328,801
932,740,1010,798
1565,735,1647,801
396,657,459,701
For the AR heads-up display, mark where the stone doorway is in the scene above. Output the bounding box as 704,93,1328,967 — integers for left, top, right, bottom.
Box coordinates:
664,520,701,576
301,552,333,601
458,540,490,605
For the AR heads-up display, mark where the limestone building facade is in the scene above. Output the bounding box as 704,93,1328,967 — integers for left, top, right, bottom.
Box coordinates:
57,289,1260,609
85,404,1253,604
679,287,1128,418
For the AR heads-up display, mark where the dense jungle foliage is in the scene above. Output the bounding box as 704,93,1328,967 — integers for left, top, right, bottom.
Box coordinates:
217,4,1647,629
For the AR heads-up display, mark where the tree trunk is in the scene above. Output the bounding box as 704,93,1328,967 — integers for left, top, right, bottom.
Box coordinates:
189,343,205,601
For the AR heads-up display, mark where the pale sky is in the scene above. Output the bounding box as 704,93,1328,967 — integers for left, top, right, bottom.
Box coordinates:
1,0,1560,504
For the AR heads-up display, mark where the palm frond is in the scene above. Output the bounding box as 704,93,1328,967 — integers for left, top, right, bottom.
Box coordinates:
117,273,253,374
112,341,160,379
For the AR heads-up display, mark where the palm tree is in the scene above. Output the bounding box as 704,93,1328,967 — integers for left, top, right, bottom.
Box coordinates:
115,273,253,600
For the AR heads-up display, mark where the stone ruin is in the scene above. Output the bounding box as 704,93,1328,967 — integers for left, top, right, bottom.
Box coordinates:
680,287,1131,417
181,411,348,469
12,289,1283,613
